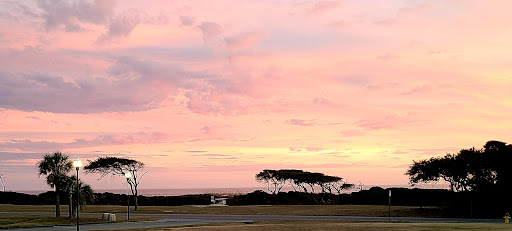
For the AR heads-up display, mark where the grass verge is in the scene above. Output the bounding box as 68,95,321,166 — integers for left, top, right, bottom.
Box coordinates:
0,204,447,217
99,220,512,231
0,215,159,229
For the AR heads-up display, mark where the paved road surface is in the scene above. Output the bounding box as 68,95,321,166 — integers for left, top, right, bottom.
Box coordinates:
0,212,503,231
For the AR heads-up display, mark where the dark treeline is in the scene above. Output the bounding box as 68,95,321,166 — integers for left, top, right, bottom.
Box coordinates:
233,187,451,208
233,187,500,218
0,187,501,218
1,187,450,208
0,191,211,207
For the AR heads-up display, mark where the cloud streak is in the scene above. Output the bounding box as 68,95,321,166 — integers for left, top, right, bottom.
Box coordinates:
38,0,115,31
0,132,169,152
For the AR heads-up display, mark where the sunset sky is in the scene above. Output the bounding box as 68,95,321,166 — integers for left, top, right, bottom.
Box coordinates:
1,0,511,192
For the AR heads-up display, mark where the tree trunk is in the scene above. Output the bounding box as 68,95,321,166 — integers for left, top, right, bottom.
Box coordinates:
134,189,138,211
55,185,60,217
68,193,72,218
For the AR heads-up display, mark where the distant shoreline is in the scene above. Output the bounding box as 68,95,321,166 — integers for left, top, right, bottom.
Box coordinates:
13,184,449,196
16,187,266,196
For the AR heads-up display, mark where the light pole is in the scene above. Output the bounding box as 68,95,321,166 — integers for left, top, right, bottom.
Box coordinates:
73,157,82,231
388,189,391,222
0,174,5,192
124,172,132,220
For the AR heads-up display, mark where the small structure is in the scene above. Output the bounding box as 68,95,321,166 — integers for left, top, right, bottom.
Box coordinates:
210,195,228,205
504,213,510,224
102,213,117,222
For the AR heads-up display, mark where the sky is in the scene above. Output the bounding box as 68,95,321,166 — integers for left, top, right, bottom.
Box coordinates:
1,0,511,192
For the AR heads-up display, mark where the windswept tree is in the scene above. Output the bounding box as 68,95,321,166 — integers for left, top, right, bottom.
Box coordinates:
37,151,72,217
255,169,354,204
84,157,147,211
255,169,287,195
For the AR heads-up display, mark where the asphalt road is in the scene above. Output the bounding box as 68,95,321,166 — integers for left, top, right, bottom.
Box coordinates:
0,212,503,231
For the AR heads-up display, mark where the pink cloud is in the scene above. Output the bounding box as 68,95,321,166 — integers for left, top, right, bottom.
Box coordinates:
340,129,365,137
287,119,315,126
308,1,341,15
179,16,195,26
197,22,223,42
0,132,170,152
397,3,431,17
38,0,115,31
289,147,324,152
0,66,176,113
400,83,450,95
224,31,264,49
191,153,239,160
200,126,211,134
354,114,421,131
394,147,460,156
185,91,248,116
306,147,324,152
97,12,140,43
377,53,398,61
329,20,350,28
375,3,431,27
374,18,396,26
313,97,330,105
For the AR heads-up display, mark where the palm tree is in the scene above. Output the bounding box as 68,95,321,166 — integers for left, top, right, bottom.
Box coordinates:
61,175,76,218
80,184,96,211
37,151,72,217
61,175,95,216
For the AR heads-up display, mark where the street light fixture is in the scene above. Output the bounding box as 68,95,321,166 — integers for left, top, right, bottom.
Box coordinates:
124,172,132,220
73,156,82,231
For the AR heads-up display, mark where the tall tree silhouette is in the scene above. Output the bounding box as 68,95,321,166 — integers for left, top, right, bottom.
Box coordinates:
37,151,72,217
84,157,147,211
406,140,511,192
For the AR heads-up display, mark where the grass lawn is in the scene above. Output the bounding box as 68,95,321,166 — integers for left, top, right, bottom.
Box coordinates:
0,204,447,217
0,213,159,229
103,220,512,231
0,215,106,228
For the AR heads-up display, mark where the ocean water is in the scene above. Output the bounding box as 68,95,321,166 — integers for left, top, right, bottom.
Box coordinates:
95,187,266,196
19,187,265,196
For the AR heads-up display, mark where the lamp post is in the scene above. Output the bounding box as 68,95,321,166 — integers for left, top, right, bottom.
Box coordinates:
388,189,391,222
73,157,82,231
124,172,132,220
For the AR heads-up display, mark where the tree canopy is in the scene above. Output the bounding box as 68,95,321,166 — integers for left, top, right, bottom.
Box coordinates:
37,151,73,217
406,140,512,192
83,157,142,177
255,169,354,204
84,156,147,210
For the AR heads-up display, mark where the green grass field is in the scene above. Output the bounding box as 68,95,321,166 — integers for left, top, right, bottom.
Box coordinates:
0,215,107,228
2,204,495,230
0,205,159,229
106,220,512,231
0,204,447,217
